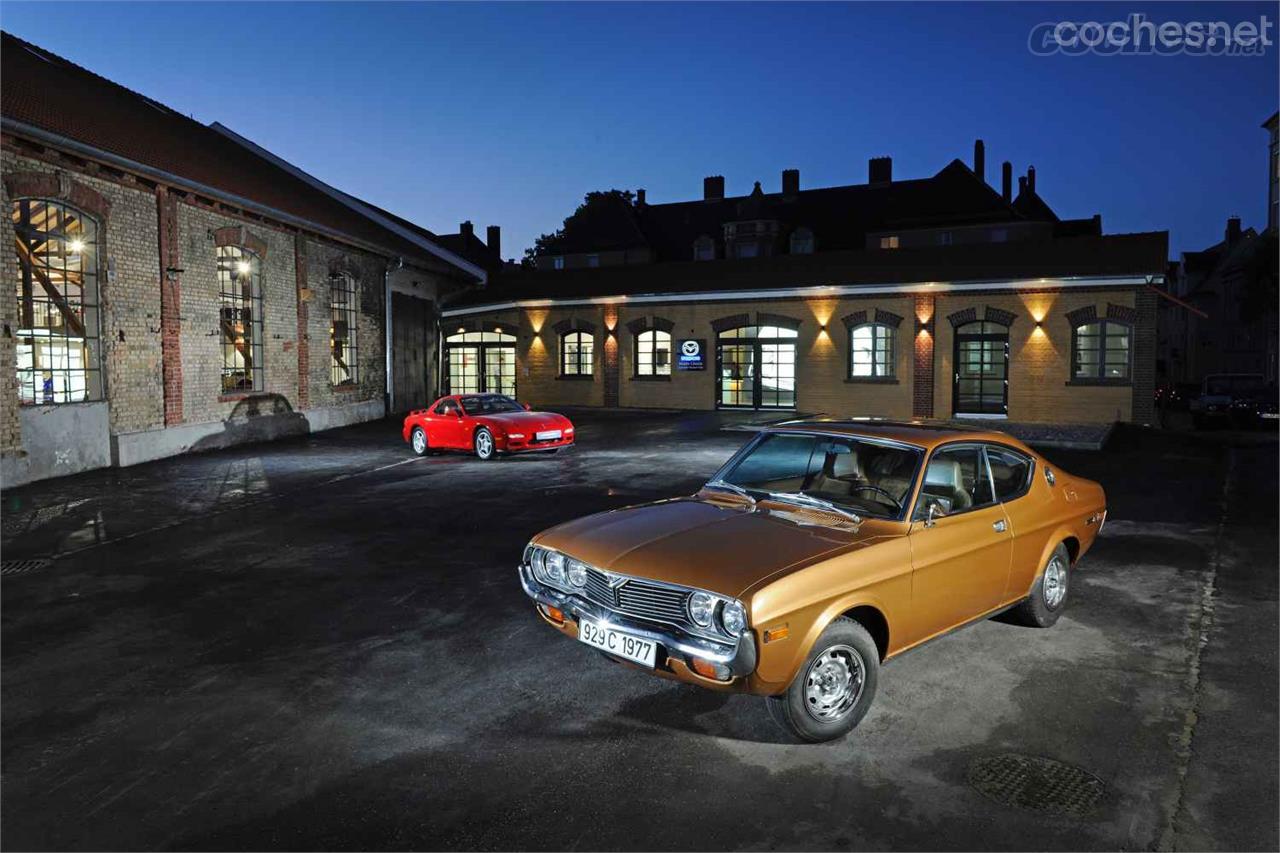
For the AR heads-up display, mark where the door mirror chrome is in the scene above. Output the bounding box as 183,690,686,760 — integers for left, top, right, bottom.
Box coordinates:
924,500,944,528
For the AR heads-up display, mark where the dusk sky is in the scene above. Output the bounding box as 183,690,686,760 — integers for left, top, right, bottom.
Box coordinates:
3,1,1275,259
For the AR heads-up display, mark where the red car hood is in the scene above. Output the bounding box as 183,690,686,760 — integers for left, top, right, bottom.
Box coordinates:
477,411,570,432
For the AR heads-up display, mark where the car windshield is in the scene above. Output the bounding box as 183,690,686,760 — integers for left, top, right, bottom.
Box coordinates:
713,432,922,519
459,395,524,415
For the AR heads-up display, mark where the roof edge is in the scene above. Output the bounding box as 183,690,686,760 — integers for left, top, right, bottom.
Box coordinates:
209,122,485,284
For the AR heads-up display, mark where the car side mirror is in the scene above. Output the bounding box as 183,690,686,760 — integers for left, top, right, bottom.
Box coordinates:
523,403,532,411
924,500,945,528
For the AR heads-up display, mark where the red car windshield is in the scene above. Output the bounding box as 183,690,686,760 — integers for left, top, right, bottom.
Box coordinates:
459,395,524,415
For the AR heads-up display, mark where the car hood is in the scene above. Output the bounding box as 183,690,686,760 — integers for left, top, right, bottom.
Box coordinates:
479,411,570,431
533,496,899,599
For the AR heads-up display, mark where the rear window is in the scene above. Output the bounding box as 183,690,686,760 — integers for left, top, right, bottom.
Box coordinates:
986,447,1033,501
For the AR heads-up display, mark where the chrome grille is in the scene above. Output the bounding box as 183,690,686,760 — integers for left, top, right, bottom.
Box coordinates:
583,568,688,626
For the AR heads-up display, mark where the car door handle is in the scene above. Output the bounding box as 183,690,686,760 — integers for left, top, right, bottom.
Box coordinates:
992,520,1007,533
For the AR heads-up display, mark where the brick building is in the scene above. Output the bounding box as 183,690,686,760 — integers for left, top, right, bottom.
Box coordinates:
444,145,1167,425
1,33,489,486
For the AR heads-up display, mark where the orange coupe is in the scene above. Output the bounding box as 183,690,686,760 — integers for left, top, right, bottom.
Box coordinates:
518,419,1106,742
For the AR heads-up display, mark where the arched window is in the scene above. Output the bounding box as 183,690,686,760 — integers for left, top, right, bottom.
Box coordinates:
218,245,264,393
11,198,103,404
635,329,672,376
790,227,814,255
1072,319,1131,380
693,235,715,261
330,273,358,386
560,330,594,377
849,323,895,378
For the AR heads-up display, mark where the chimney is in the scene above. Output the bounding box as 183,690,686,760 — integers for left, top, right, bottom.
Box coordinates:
703,175,725,201
1018,175,1027,196
486,225,501,259
1226,216,1242,246
460,220,474,238
868,156,892,184
1027,165,1036,193
973,140,985,182
1001,162,1013,202
782,168,800,195
635,188,646,206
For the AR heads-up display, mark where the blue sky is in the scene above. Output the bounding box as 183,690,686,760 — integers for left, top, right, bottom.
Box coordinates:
3,1,1276,258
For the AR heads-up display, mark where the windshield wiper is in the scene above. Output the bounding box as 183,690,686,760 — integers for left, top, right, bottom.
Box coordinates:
765,491,862,524
703,480,757,508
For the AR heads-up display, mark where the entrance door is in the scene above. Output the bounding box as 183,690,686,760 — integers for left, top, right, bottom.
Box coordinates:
391,292,431,413
444,329,516,396
716,325,797,409
953,321,1009,416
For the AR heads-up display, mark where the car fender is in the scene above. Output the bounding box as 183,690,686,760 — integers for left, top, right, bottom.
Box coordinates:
753,588,897,692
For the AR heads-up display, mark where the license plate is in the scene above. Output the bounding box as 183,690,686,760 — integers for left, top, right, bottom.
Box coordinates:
577,618,657,667
536,429,563,441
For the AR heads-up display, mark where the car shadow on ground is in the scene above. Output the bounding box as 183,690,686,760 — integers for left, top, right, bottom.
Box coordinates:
604,672,797,745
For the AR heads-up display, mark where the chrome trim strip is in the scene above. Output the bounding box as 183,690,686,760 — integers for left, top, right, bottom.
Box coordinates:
519,565,757,676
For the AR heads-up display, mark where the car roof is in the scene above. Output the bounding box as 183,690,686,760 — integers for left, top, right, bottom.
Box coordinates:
763,417,1032,452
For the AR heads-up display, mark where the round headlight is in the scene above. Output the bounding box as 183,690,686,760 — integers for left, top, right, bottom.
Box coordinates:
688,591,716,627
529,547,547,581
566,559,588,587
720,600,747,635
543,551,566,585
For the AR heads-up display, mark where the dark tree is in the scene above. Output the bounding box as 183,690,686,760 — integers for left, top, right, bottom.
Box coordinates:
522,189,636,267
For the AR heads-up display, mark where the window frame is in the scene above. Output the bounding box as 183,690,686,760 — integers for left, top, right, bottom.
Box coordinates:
11,197,105,405
789,227,814,255
911,442,1000,521
559,330,595,379
879,235,899,249
217,245,265,395
634,328,672,379
983,443,1036,503
329,272,359,387
847,322,896,381
1071,318,1132,383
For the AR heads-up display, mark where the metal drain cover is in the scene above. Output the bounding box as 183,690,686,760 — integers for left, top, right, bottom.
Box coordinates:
968,753,1106,816
1,559,50,577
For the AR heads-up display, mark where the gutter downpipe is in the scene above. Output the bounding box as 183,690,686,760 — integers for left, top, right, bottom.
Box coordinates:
384,257,404,415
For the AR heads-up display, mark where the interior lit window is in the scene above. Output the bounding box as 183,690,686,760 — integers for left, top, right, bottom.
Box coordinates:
561,330,594,377
636,329,671,376
879,235,899,249
218,246,264,393
11,198,103,404
552,256,565,270
850,323,895,378
1073,320,1131,380
330,273,359,386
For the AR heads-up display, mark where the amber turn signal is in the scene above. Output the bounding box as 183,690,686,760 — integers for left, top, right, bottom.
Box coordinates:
541,604,566,624
689,656,729,681
763,626,789,643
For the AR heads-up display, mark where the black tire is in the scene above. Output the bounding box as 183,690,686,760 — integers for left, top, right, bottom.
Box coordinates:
410,426,430,457
765,617,879,743
1009,542,1071,628
473,427,496,461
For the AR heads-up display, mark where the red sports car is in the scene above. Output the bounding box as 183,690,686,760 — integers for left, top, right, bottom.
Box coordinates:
402,393,575,460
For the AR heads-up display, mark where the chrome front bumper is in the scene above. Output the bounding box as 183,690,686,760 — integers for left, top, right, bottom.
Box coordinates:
517,564,757,677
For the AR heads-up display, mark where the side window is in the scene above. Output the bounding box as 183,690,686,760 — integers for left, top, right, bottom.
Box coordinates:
915,446,995,518
986,447,1033,502
433,399,458,416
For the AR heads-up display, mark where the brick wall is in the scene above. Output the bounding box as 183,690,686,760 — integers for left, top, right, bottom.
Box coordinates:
452,285,1150,424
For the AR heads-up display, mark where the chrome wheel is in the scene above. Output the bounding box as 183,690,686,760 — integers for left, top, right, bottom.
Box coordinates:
803,644,865,722
412,429,426,454
1044,554,1068,608
475,430,494,458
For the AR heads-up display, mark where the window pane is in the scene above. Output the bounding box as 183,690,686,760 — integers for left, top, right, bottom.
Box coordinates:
987,448,1032,501
330,274,359,386
919,446,995,516
218,246,263,392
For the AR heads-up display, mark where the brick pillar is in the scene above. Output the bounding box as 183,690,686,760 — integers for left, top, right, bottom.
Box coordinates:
603,304,619,407
912,294,936,418
294,234,310,409
156,187,184,425
1131,287,1157,425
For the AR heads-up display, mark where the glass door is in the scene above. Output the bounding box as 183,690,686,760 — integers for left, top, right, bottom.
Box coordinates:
952,321,1009,415
445,330,517,395
716,325,797,409
484,345,516,396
